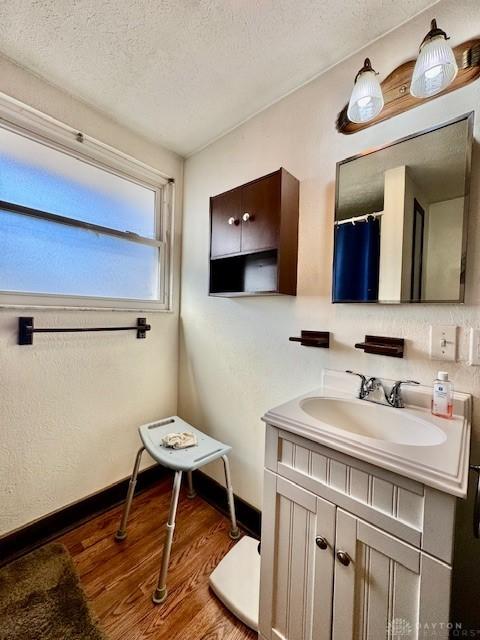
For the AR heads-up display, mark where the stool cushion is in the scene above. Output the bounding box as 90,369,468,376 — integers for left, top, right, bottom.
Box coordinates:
139,416,231,471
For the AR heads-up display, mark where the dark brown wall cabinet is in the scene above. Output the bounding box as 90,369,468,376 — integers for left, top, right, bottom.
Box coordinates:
209,168,299,296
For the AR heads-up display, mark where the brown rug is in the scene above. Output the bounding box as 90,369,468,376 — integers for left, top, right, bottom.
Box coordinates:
0,543,107,640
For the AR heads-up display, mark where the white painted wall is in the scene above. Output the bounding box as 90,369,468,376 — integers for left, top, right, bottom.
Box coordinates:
179,6,480,621
179,0,480,511
424,197,465,300
0,56,183,535
378,165,406,302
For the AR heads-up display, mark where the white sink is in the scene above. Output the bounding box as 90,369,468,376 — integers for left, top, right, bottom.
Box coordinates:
262,370,471,497
300,397,446,447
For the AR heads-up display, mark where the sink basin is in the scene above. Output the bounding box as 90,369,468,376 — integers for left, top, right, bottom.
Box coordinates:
300,397,446,447
263,370,471,496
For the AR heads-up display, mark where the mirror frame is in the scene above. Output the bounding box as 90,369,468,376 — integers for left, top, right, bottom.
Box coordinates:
333,111,474,304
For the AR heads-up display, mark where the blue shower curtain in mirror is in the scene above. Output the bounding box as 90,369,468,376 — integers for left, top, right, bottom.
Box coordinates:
333,218,380,302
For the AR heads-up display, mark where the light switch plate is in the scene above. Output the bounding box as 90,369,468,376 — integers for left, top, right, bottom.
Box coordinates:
429,325,457,361
468,328,480,366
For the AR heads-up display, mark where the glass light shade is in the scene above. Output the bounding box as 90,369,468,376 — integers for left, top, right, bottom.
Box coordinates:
410,35,458,98
347,69,384,123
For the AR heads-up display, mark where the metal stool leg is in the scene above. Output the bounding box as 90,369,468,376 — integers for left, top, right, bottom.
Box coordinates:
222,455,240,540
115,447,144,542
187,470,196,499
152,470,183,604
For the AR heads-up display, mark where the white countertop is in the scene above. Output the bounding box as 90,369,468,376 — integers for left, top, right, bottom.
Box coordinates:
262,369,471,498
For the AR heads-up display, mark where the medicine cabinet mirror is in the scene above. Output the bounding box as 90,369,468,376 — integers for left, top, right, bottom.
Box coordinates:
333,112,473,303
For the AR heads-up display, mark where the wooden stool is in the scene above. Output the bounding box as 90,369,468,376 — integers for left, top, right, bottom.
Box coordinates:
114,416,240,604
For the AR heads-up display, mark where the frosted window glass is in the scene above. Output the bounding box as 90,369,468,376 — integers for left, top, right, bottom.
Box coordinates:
0,211,159,300
0,128,156,237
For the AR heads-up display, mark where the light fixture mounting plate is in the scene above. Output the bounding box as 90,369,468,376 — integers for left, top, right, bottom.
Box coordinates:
337,37,480,135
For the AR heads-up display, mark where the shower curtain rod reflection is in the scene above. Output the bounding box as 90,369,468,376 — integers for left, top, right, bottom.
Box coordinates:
335,211,383,226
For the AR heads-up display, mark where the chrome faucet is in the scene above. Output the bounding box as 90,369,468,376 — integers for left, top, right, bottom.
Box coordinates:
345,371,381,400
346,371,420,408
387,379,420,408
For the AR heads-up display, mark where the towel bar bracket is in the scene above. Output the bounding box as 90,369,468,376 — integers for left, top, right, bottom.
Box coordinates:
18,316,151,345
289,330,330,348
355,335,404,358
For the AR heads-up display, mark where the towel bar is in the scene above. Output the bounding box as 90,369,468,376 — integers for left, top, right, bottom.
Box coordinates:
18,316,151,345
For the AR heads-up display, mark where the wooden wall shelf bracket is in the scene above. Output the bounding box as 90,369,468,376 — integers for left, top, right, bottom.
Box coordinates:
337,38,480,134
354,335,404,358
289,330,330,348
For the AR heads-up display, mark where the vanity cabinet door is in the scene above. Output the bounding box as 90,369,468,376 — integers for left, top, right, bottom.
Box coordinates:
240,172,280,253
332,509,451,640
210,188,242,258
259,471,335,640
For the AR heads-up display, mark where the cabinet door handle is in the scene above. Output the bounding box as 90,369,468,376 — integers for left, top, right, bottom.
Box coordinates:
315,536,328,550
315,536,328,549
336,550,351,566
228,217,239,226
242,212,252,222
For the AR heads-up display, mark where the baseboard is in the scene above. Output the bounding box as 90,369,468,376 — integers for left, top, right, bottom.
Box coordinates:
192,469,261,539
0,464,262,567
0,463,169,567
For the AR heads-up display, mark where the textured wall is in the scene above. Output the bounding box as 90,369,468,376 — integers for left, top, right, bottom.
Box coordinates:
179,0,480,510
0,56,183,535
180,5,480,621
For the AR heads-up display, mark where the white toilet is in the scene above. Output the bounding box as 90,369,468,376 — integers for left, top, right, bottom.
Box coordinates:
209,535,260,631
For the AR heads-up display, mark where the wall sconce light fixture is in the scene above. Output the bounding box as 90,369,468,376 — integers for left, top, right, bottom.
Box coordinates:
410,19,458,98
337,20,480,134
347,58,384,123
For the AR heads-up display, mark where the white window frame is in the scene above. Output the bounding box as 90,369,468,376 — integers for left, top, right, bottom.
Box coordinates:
0,93,174,311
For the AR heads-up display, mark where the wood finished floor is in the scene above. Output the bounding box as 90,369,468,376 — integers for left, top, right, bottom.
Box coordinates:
58,478,257,640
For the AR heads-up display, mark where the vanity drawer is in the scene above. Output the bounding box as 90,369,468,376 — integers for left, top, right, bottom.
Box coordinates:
265,425,456,564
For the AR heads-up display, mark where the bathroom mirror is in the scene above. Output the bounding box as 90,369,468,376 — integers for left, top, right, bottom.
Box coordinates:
333,113,473,303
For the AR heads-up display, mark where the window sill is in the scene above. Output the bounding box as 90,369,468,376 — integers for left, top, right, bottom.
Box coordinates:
0,293,174,313
0,303,175,313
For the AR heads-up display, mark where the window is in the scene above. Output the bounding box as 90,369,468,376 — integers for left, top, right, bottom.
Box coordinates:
0,99,173,309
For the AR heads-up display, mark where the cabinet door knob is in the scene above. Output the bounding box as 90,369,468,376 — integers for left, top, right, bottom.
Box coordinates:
315,536,328,550
228,217,239,226
242,212,251,222
336,550,351,566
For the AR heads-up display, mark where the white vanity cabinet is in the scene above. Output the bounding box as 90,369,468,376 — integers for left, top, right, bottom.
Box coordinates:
259,425,456,640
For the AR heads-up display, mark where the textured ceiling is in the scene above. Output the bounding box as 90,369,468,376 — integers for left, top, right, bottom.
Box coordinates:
0,0,439,156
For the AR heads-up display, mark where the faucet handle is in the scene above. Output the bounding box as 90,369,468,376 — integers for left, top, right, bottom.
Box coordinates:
345,370,368,399
389,379,420,408
392,379,420,389
345,370,367,383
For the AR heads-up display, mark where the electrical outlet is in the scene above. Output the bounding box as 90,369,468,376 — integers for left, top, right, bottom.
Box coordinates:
468,328,480,366
429,325,457,361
